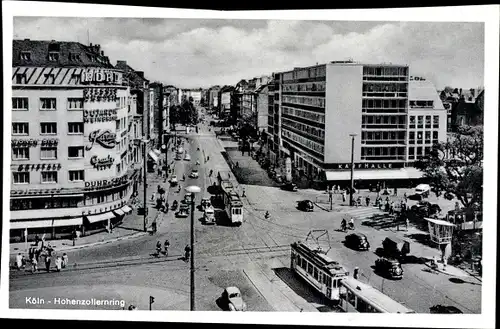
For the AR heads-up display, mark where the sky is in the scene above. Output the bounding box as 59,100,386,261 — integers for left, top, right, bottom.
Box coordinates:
13,17,484,90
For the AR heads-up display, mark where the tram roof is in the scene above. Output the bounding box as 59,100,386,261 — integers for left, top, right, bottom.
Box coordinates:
340,277,415,313
292,242,349,275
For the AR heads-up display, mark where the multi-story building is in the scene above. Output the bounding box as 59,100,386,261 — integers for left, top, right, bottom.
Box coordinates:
272,61,447,187
162,85,179,136
208,85,221,110
255,83,269,135
182,88,202,106
267,74,280,166
406,76,448,165
10,39,134,241
149,82,163,149
219,85,235,119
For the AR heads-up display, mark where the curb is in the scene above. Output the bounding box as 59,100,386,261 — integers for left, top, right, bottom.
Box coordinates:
10,231,147,255
423,262,474,279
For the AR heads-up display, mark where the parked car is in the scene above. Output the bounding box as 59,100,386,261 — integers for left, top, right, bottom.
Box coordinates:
411,201,441,216
219,287,247,311
200,197,212,210
345,233,370,251
414,184,431,198
204,206,216,225
184,192,193,204
430,305,463,314
189,169,199,179
281,183,298,191
297,200,314,212
169,175,178,186
375,257,404,279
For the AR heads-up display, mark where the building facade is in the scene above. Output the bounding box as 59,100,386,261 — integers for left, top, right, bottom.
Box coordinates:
272,61,447,187
208,85,221,109
182,88,202,106
149,82,163,148
10,39,134,241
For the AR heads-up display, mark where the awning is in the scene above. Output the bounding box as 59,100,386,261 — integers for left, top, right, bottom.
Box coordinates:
121,205,133,214
10,217,83,230
325,169,420,181
113,208,125,216
425,217,456,227
85,212,116,224
405,167,424,179
148,150,160,163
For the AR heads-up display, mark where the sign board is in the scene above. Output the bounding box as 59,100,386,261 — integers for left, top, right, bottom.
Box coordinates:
84,175,128,190
85,129,117,151
83,109,118,123
331,162,405,170
90,155,115,170
81,69,123,85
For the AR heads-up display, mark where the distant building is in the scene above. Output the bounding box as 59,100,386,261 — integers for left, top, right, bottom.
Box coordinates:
149,82,163,149
208,85,221,109
182,88,202,106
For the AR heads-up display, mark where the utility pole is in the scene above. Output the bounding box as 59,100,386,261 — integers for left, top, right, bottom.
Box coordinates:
143,140,148,232
349,134,357,207
190,193,195,311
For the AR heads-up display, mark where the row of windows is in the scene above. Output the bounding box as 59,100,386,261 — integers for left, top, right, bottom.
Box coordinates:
362,115,406,125
363,83,408,93
282,118,325,140
363,66,409,77
282,66,326,81
13,170,84,184
12,97,84,110
409,115,439,129
115,117,127,131
12,146,84,160
409,131,439,145
10,189,128,211
361,131,406,141
362,99,407,109
282,129,325,154
282,95,326,108
408,146,432,160
294,254,335,288
340,287,380,313
361,147,405,157
282,106,325,123
12,122,83,135
282,81,326,92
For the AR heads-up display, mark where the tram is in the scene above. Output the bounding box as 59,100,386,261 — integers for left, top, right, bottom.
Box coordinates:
290,241,350,302
221,181,243,226
338,277,416,313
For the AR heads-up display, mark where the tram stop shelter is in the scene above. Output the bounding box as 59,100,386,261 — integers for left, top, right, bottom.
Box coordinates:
425,217,456,260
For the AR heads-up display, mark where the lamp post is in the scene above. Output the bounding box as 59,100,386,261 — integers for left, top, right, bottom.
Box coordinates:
185,185,201,311
349,134,357,207
143,139,149,232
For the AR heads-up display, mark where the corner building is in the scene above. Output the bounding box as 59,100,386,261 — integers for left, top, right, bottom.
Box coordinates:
10,40,133,241
274,61,446,187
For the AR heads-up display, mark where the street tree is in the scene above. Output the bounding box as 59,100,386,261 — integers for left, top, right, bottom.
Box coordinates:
414,125,483,209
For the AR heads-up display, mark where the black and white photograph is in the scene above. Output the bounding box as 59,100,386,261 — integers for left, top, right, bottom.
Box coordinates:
1,2,498,328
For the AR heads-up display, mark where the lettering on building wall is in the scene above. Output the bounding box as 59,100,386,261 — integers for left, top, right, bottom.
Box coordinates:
83,88,118,102
81,69,122,85
90,155,115,170
409,76,426,81
83,109,118,123
334,162,405,170
16,163,62,171
84,175,128,190
11,138,59,148
85,129,117,151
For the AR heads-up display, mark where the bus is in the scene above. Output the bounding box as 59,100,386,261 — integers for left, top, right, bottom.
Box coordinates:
338,277,416,313
221,181,243,226
290,241,350,302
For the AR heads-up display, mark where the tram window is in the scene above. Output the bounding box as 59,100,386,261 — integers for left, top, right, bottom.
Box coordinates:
347,291,356,307
301,259,306,269
313,268,319,280
319,272,322,283
356,298,369,312
332,279,337,288
307,263,314,275
339,285,347,298
296,255,301,264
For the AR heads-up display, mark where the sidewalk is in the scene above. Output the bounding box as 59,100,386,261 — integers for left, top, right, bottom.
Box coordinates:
10,165,172,256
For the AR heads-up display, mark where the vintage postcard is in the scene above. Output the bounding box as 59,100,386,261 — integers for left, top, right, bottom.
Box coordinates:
1,2,498,328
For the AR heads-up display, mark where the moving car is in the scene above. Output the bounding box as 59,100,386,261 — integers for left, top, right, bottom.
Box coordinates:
414,184,431,198
184,154,191,161
344,233,370,251
411,201,441,217
375,257,404,279
169,175,178,186
189,169,199,179
204,206,216,225
430,305,463,314
219,287,247,311
382,236,411,260
281,183,298,192
297,200,314,212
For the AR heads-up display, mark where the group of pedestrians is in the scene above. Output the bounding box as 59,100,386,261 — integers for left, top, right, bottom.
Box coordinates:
15,237,69,274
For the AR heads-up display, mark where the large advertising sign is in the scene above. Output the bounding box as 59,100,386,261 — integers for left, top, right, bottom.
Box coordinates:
81,69,123,85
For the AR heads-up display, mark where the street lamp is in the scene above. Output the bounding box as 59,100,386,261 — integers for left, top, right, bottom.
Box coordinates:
349,134,357,207
143,139,149,232
185,185,201,311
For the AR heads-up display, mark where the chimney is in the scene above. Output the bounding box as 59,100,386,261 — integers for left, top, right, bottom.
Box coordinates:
90,43,93,47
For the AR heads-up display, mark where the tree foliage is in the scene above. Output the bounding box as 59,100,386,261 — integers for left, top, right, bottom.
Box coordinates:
415,125,483,209
169,99,198,126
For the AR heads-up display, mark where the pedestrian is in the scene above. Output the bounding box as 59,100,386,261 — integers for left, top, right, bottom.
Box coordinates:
55,256,62,272
394,187,398,196
34,234,40,247
62,253,68,268
365,196,370,207
242,188,246,197
405,218,409,231
31,256,38,273
151,191,156,202
28,247,33,262
342,191,346,203
45,254,51,273
353,267,360,279
404,192,408,203
15,253,23,270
